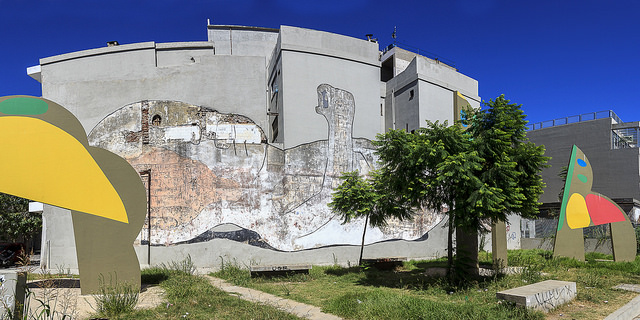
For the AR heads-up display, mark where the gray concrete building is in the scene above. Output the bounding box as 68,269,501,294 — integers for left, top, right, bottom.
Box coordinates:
523,111,640,252
27,24,480,271
527,111,640,204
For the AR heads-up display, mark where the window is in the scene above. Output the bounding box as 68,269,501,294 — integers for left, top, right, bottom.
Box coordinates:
152,115,162,126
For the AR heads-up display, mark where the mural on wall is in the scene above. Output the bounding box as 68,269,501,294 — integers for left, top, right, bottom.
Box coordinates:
88,85,443,251
0,96,146,294
553,145,636,261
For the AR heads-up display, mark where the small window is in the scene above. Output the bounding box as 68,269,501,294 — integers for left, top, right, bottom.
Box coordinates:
409,90,415,100
152,115,162,126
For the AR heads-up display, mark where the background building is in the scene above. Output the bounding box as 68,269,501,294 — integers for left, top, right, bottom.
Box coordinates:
523,111,640,252
27,24,480,271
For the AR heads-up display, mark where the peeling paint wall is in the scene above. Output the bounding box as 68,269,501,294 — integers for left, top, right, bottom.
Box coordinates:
88,88,443,252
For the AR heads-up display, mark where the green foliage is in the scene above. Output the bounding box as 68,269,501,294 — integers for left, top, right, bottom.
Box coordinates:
324,290,542,320
94,274,140,318
636,227,640,254
329,170,413,228
331,95,549,275
214,256,251,286
0,193,41,243
158,254,196,275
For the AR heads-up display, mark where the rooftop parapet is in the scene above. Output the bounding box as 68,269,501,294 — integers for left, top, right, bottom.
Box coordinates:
526,110,622,131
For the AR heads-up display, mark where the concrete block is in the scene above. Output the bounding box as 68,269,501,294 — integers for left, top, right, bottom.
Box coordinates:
0,271,27,320
496,280,576,312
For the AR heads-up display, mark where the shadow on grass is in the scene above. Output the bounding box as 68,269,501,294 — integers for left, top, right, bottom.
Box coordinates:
322,266,359,276
354,260,509,293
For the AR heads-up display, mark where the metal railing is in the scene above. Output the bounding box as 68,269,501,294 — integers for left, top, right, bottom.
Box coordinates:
526,110,622,131
612,126,639,149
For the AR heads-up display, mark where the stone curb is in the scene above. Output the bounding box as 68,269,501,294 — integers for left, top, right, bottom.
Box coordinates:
605,294,640,320
204,275,342,320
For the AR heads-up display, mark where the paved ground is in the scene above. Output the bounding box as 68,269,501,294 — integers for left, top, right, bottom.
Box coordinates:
204,275,342,320
24,279,165,319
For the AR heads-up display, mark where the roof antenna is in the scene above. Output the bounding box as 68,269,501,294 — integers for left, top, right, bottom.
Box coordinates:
392,26,397,44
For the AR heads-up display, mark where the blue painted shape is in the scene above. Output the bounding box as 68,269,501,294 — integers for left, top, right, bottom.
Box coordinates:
577,159,587,167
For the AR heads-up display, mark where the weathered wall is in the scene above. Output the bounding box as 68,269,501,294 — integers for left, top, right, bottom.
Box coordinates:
88,91,443,253
40,43,269,135
34,25,485,270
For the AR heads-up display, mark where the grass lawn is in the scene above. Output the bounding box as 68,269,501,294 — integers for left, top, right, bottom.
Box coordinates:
100,270,302,320
22,262,302,320
213,250,640,320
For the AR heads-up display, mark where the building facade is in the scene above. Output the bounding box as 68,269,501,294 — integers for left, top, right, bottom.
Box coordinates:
27,25,480,270
523,111,640,252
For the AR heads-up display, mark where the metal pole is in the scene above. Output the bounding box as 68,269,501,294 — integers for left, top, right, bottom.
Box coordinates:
146,170,151,265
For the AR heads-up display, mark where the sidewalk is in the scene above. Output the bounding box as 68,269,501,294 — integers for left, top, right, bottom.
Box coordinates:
204,275,342,320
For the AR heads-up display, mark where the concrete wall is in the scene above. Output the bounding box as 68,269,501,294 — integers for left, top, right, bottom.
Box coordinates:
134,217,449,270
384,55,480,131
40,43,269,135
33,24,484,271
527,118,640,203
207,25,279,58
40,205,77,270
277,26,382,148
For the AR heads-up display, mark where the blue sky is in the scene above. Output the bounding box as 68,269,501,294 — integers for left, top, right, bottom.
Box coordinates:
1,0,638,125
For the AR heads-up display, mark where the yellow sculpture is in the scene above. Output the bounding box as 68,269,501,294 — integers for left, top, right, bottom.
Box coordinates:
0,96,146,293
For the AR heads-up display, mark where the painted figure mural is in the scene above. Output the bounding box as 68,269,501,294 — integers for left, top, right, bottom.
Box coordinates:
88,85,443,252
0,96,146,294
553,145,636,261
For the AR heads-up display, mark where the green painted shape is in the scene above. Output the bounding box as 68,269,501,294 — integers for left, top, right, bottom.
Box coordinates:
0,97,48,115
557,145,577,231
577,174,588,183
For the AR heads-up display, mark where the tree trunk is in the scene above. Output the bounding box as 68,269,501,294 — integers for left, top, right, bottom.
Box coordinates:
447,213,454,273
455,226,479,278
359,215,368,266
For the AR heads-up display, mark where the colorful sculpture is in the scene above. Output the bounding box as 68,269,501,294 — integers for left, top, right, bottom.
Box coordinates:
553,145,636,261
0,96,146,294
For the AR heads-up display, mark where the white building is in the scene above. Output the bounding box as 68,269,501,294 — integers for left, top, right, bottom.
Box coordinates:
28,24,480,271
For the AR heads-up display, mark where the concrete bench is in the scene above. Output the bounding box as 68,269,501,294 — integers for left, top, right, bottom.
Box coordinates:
496,280,576,312
249,264,311,277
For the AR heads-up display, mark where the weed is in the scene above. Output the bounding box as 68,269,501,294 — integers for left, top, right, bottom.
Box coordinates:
519,264,543,284
577,269,610,289
92,274,139,318
158,255,196,275
280,283,291,296
214,256,250,286
20,267,78,320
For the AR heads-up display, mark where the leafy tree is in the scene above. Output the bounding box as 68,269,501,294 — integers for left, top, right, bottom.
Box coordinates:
329,171,411,266
330,95,548,277
0,193,41,251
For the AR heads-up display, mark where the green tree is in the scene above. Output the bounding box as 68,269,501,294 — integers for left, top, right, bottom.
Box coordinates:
330,95,548,277
0,193,41,252
329,171,412,266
